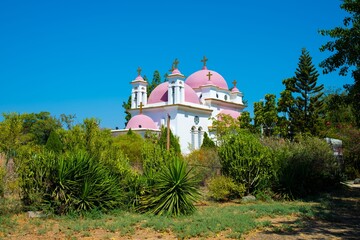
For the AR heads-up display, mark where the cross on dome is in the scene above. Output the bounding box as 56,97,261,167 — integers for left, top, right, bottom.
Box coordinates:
232,80,237,87
137,67,142,76
201,56,208,68
173,58,179,69
206,71,213,81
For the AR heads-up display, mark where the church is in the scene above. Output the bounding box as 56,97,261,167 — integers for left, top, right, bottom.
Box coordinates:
112,57,245,154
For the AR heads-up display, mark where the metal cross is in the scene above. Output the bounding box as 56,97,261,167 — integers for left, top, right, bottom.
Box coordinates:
201,56,208,67
207,71,213,81
139,102,144,114
173,58,179,69
137,67,142,76
232,80,237,87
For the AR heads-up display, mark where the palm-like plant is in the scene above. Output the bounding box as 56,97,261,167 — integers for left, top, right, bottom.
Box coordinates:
139,158,200,216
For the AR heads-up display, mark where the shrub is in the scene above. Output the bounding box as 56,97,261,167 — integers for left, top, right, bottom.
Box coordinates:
270,136,342,198
138,157,200,216
18,150,124,214
218,131,274,194
207,175,245,201
201,132,216,149
185,148,221,185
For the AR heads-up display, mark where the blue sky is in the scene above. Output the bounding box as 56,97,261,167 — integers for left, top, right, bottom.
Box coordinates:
0,0,353,128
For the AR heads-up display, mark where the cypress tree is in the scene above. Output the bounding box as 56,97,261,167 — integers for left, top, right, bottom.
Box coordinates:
201,132,216,149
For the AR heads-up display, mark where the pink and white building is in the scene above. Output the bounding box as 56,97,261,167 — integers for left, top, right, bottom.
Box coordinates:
112,58,245,154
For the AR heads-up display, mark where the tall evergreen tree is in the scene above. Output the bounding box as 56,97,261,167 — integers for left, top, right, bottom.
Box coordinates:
122,96,131,128
284,49,324,136
147,70,162,96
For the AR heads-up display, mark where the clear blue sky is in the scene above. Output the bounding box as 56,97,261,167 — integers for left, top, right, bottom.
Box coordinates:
0,0,353,128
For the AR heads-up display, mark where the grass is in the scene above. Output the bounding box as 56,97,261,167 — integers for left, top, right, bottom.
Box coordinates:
0,200,317,239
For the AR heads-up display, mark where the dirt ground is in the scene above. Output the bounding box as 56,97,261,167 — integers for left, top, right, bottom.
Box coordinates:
2,182,359,240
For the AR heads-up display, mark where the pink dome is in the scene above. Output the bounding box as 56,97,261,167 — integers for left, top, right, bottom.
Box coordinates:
231,86,240,93
148,82,200,104
186,69,229,89
218,109,240,119
126,114,158,129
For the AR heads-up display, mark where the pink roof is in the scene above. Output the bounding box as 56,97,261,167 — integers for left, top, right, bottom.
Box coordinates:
134,75,145,81
186,69,229,89
218,109,241,119
171,68,181,75
231,86,240,93
126,114,158,129
148,82,200,104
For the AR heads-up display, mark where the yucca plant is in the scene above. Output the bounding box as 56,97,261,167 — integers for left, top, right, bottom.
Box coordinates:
139,157,200,216
52,151,123,214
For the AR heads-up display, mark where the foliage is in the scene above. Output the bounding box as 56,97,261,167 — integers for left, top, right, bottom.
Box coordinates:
201,132,216,149
0,164,5,198
239,111,254,131
158,126,181,154
45,130,63,153
18,150,124,214
207,175,245,201
218,130,274,194
122,96,132,128
138,157,200,216
185,148,221,185
211,113,240,139
254,94,279,136
267,136,342,198
278,49,324,137
113,130,144,168
322,89,357,128
319,0,360,126
147,70,162,96
326,124,360,179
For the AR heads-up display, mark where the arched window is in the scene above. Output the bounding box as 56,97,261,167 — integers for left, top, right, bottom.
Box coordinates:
191,126,196,149
224,95,228,101
198,127,203,148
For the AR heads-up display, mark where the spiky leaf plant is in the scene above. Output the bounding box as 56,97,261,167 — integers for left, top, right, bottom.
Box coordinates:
139,158,200,216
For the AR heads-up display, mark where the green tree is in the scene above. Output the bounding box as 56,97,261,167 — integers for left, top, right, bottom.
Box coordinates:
122,96,132,128
147,70,162,96
158,126,181,154
239,111,254,131
319,0,360,127
277,78,296,138
292,49,324,135
254,94,279,137
45,130,63,153
218,130,274,194
201,132,216,149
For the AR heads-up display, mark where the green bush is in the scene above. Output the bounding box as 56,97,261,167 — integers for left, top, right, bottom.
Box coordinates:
185,148,221,185
218,131,274,195
18,150,124,214
138,157,200,216
207,175,245,201
269,136,342,198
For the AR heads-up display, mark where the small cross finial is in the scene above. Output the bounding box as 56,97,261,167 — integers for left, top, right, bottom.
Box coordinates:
232,80,237,87
139,102,144,114
201,56,208,67
169,64,174,73
173,58,179,69
206,71,213,81
137,67,142,76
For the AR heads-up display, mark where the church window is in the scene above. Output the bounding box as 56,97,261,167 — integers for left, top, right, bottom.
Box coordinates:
198,127,203,148
199,94,202,99
191,126,196,149
216,94,219,98
139,125,142,128
172,86,175,104
224,95,228,101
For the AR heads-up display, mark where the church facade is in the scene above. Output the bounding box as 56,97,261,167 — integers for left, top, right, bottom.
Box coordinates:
112,57,245,154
